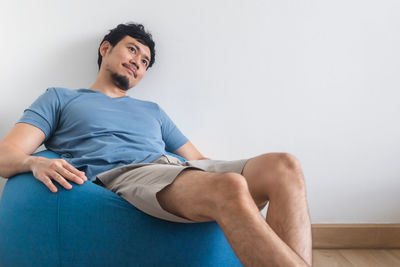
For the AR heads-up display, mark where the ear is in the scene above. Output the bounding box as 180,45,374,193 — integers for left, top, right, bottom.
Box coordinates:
99,41,112,57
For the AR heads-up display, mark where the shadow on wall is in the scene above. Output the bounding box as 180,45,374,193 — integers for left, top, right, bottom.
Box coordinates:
43,35,100,89
21,34,101,94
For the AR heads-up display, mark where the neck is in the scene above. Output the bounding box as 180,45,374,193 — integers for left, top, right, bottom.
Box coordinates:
89,72,128,98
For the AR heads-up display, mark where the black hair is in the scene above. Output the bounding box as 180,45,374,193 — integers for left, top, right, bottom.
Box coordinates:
97,23,156,69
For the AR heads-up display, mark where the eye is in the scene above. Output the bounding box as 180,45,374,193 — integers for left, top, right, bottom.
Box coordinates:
129,46,136,53
142,60,148,66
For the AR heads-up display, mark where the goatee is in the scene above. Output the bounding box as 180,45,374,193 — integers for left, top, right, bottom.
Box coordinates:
110,72,130,91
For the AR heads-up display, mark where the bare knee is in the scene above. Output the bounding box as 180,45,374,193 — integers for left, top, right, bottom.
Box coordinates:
275,153,301,170
252,152,305,194
157,171,251,222
214,172,253,208
273,153,306,190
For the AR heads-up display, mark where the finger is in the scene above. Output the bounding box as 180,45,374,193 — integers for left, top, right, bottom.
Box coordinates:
50,171,73,190
39,175,59,193
56,164,84,185
62,162,87,181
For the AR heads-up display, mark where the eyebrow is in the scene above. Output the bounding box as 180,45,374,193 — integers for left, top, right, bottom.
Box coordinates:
127,42,150,63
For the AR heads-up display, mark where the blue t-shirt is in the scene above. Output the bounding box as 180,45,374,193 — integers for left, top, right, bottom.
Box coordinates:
17,87,189,181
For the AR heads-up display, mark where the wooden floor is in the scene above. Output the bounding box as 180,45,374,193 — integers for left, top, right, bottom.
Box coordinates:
312,249,400,267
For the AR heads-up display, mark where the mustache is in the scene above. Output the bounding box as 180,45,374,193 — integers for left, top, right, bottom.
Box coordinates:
122,63,137,78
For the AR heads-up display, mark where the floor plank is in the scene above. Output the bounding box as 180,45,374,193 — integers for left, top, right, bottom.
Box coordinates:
312,249,354,267
385,249,400,261
360,249,400,267
312,249,400,267
339,249,383,266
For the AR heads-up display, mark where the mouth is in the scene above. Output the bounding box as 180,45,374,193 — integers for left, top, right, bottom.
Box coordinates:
123,64,137,78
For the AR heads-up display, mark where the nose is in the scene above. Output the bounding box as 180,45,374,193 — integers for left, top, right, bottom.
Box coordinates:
129,55,139,70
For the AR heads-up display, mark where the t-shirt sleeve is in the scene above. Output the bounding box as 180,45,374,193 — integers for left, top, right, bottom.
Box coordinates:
17,88,61,141
158,105,189,152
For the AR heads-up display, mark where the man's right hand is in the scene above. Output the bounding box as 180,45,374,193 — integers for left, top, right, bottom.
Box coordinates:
27,156,87,193
0,123,88,193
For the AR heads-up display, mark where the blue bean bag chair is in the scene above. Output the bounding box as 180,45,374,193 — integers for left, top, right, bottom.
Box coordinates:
0,150,242,267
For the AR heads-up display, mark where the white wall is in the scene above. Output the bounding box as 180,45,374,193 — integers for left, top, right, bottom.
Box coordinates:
1,0,399,223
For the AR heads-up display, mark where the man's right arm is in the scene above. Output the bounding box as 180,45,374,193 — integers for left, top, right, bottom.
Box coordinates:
0,123,87,192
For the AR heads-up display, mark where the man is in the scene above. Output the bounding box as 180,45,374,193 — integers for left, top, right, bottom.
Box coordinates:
0,23,312,266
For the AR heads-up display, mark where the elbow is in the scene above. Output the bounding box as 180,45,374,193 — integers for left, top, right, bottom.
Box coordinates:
0,165,17,179
0,171,11,179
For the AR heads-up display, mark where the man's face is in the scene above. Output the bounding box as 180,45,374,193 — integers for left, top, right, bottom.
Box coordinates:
100,36,151,90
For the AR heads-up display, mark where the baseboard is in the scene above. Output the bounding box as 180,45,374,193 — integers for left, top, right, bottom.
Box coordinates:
312,224,400,249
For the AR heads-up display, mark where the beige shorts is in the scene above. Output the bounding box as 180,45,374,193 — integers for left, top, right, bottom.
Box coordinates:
95,154,249,223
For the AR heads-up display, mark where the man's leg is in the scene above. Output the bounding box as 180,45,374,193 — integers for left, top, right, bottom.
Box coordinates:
241,153,312,266
156,159,311,266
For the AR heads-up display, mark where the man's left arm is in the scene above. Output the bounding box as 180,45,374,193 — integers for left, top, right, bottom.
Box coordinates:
173,141,210,161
